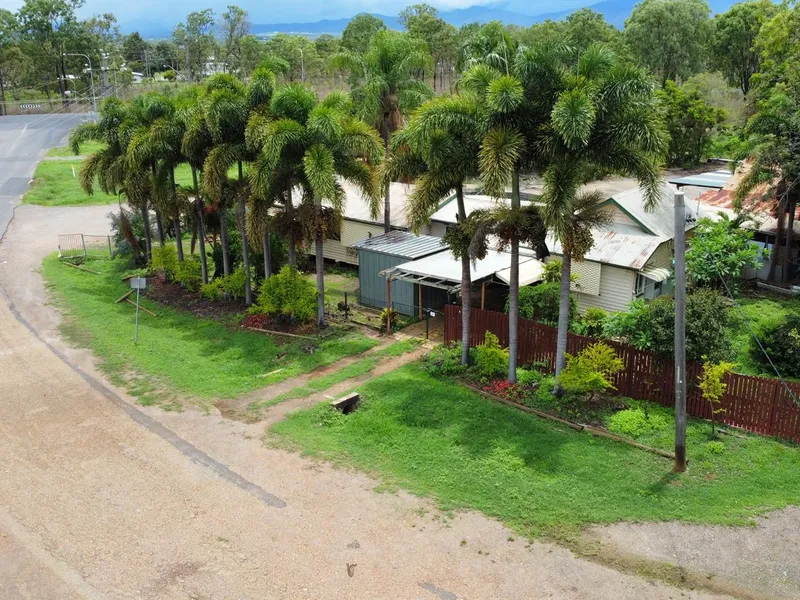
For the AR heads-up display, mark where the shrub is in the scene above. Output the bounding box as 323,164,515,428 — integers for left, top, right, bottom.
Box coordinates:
573,308,608,337
151,246,178,278
511,282,576,327
256,265,317,322
705,440,725,455
473,331,509,382
541,259,579,284
424,343,467,377
604,290,733,362
559,342,624,396
751,314,800,378
607,407,670,438
516,368,544,387
380,307,399,331
482,380,527,404
698,359,734,436
174,258,202,291
201,266,251,302
201,278,225,301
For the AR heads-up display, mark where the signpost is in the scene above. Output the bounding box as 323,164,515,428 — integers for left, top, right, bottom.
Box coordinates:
130,276,147,345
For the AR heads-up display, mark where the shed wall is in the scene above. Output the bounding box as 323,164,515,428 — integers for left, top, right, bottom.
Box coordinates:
357,250,417,315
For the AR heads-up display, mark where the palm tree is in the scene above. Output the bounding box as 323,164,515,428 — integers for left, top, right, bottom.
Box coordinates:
386,94,482,364
536,46,667,381
70,97,154,261
249,87,383,327
333,30,433,232
458,21,518,75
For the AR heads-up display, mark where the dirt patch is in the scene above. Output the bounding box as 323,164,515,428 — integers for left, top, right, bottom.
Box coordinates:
144,275,244,320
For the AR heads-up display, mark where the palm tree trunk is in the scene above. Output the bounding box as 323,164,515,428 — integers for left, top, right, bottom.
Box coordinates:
456,184,471,365
155,212,166,247
286,184,296,266
263,229,272,279
191,166,209,284
140,202,153,262
508,172,521,384
783,195,796,283
555,252,572,379
383,133,391,234
315,231,326,328
236,161,253,305
220,201,231,276
768,200,786,281
170,168,184,261
237,195,253,306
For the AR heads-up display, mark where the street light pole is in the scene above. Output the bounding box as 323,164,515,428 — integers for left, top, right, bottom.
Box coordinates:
673,189,687,472
63,53,96,115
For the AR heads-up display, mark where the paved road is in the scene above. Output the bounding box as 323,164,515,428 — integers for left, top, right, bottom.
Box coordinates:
0,113,89,235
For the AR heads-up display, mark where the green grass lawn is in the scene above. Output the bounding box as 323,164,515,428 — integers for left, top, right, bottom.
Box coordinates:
41,254,379,407
272,363,800,538
46,141,106,157
731,291,800,376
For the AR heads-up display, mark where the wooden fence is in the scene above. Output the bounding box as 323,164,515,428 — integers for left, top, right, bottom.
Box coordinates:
444,304,800,444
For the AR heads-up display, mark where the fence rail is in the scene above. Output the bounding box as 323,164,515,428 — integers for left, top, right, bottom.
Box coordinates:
445,304,800,444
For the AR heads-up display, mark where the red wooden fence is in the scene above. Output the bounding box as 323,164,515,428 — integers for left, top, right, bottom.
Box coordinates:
444,304,800,444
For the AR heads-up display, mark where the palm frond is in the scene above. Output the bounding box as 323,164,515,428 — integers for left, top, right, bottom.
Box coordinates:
303,144,337,202
479,125,523,198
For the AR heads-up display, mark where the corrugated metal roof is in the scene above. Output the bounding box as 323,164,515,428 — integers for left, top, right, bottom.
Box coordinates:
667,170,733,190
429,194,535,224
352,230,447,259
544,229,663,270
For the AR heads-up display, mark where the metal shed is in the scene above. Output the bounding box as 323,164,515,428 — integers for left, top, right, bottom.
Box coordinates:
353,231,448,315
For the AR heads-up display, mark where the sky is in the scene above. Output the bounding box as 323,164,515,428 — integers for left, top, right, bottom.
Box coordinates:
0,0,590,27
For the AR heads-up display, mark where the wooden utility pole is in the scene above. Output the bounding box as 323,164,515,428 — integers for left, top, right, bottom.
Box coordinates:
674,190,687,472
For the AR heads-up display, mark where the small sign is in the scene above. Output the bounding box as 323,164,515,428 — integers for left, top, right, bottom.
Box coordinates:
130,276,147,290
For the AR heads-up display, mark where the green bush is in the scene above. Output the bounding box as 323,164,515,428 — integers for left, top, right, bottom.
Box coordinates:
604,290,733,361
751,314,800,378
424,343,468,377
174,258,202,291
573,307,608,337
607,407,670,438
511,282,576,327
151,246,178,278
201,266,250,302
201,278,225,301
256,265,317,322
516,368,544,387
705,440,725,455
559,342,624,396
473,331,509,382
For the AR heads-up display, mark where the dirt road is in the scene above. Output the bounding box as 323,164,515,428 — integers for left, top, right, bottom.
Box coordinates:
0,203,749,599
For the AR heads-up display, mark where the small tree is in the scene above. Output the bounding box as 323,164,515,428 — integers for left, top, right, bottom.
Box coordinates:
256,266,318,323
686,215,765,292
697,359,734,437
559,342,624,399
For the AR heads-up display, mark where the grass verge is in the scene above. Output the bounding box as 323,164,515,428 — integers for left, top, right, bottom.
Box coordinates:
46,141,106,157
272,362,800,539
41,254,379,407
248,338,420,414
731,291,800,376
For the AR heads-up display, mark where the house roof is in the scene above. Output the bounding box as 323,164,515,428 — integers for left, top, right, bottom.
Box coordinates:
339,181,413,228
544,229,665,270
667,169,734,190
604,183,690,238
352,230,446,259
428,194,537,224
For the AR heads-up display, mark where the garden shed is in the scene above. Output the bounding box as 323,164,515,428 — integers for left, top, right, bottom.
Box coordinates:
353,231,448,315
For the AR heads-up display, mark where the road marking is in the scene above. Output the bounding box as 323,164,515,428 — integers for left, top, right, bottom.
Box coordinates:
420,582,458,600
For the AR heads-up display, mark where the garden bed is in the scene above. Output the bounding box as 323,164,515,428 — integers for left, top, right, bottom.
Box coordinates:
145,274,244,320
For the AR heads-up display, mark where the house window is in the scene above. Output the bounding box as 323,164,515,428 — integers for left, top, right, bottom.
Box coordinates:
635,274,662,299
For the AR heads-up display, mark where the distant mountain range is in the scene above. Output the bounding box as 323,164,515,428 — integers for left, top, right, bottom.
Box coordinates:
126,0,737,39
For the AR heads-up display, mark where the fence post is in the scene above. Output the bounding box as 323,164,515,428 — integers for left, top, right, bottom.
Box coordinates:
80,234,87,259
107,235,113,258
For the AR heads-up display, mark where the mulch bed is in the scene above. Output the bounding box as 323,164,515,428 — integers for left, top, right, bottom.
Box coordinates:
144,275,244,320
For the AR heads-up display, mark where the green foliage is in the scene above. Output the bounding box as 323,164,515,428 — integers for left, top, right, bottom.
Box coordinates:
686,216,765,292
201,266,250,302
151,246,179,278
380,307,399,330
607,407,671,438
341,13,386,54
256,266,318,323
174,258,202,291
706,440,725,455
707,127,747,160
200,278,225,302
559,342,624,395
511,282,576,327
604,290,734,361
424,343,469,377
657,80,726,167
698,359,734,435
473,332,509,382
624,0,711,85
573,308,608,338
516,367,544,387
751,314,800,379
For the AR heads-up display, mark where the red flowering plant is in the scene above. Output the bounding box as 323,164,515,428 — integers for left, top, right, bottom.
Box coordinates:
482,380,527,404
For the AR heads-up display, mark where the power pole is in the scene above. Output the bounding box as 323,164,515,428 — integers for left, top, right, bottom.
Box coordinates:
185,41,191,82
674,189,687,472
101,51,110,98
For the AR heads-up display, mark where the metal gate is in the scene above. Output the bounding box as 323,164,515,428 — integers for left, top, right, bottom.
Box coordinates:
58,234,112,259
